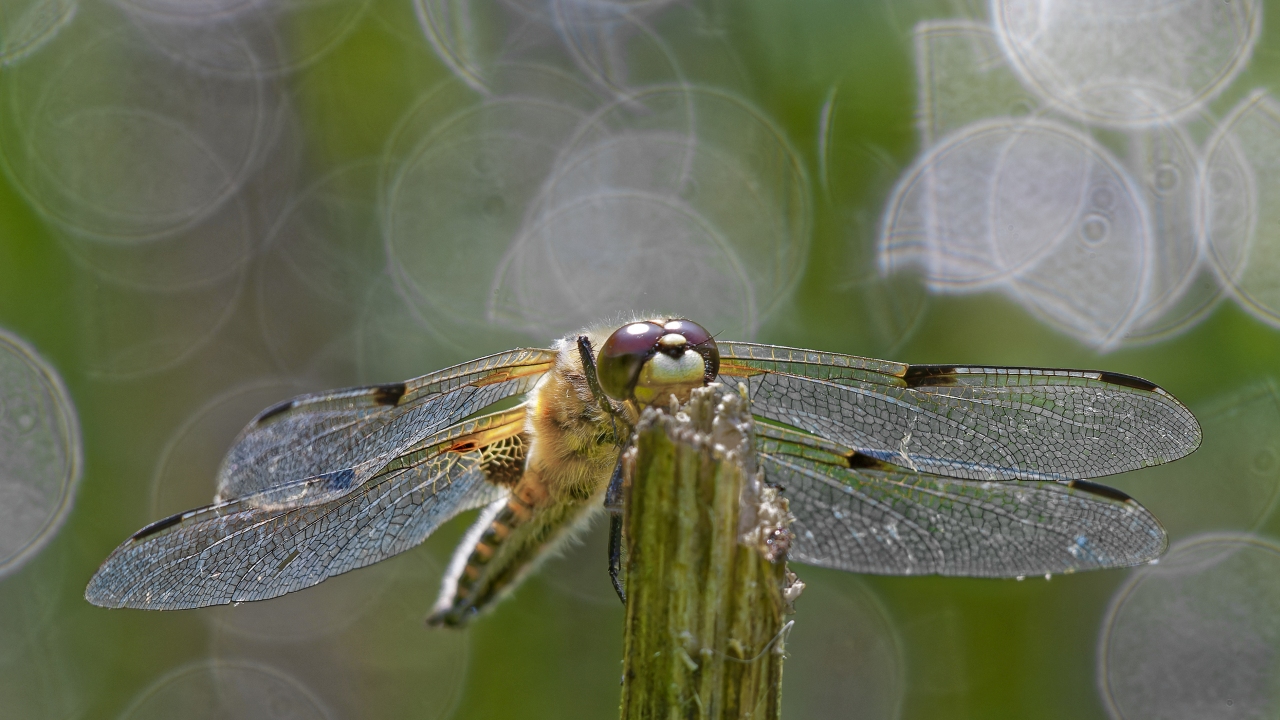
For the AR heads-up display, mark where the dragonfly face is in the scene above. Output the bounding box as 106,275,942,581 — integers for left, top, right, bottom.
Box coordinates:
597,319,719,406
85,317,1202,626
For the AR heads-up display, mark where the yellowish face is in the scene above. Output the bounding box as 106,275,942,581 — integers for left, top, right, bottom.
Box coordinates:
632,341,707,405
596,319,720,407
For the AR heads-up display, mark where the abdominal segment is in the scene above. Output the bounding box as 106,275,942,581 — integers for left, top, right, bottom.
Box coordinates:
427,476,596,627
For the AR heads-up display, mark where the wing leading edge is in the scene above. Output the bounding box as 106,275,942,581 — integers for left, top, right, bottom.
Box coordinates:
720,341,1200,482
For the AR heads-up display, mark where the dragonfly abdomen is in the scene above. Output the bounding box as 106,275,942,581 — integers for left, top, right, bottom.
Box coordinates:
426,470,599,626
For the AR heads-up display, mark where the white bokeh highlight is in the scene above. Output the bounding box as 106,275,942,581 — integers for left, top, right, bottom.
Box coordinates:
880,117,1151,348
384,73,600,342
0,13,281,243
879,14,1267,349
120,660,330,720
782,575,905,720
386,79,809,343
0,0,76,66
992,0,1260,128
415,0,686,97
113,0,373,76
491,86,809,338
0,330,81,578
1099,534,1280,720
1109,379,1280,543
1203,91,1280,331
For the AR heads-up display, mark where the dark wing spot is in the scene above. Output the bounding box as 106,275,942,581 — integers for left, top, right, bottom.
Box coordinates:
1067,479,1134,503
902,365,960,388
1097,371,1159,393
255,399,295,425
845,450,893,470
373,382,407,406
130,511,185,542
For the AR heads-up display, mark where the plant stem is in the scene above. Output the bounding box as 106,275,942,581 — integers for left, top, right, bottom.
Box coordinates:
619,384,801,720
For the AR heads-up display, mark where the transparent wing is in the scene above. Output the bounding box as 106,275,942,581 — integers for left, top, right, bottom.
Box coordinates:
85,408,527,610
756,424,1166,577
720,341,1200,481
215,348,554,503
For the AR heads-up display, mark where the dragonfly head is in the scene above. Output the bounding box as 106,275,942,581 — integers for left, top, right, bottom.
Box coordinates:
597,318,719,406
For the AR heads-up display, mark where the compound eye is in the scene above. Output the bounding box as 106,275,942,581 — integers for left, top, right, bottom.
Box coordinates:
597,322,665,400
663,319,719,380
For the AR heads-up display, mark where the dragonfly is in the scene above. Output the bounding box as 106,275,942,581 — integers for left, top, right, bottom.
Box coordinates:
86,318,1200,626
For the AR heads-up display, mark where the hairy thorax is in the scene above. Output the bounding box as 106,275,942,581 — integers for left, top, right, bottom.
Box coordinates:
520,329,622,506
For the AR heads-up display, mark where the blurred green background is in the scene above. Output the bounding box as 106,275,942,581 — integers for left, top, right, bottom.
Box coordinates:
2,0,1280,718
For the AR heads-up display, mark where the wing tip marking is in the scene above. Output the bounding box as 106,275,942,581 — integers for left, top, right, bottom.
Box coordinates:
129,511,186,542
905,365,1165,394
1096,371,1159,393
1065,479,1134,504
255,399,295,424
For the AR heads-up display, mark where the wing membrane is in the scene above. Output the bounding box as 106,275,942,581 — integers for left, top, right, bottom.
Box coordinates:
215,348,554,502
85,408,527,610
720,341,1200,481
756,424,1166,577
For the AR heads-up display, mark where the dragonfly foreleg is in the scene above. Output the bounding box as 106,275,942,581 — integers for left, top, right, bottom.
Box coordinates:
608,513,626,605
577,335,628,442
604,450,627,511
604,448,628,605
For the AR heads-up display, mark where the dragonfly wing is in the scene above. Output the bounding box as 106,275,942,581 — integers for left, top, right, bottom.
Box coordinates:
720,341,1200,481
86,409,527,610
756,424,1166,577
216,348,554,503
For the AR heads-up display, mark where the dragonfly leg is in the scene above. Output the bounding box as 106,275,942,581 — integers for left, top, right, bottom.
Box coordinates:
604,448,628,605
604,450,626,511
608,512,626,605
577,335,627,440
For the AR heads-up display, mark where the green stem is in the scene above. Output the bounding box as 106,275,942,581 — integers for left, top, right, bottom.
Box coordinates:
619,385,801,720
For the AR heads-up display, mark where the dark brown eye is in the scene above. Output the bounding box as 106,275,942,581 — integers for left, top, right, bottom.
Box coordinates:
597,322,665,400
663,319,719,381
